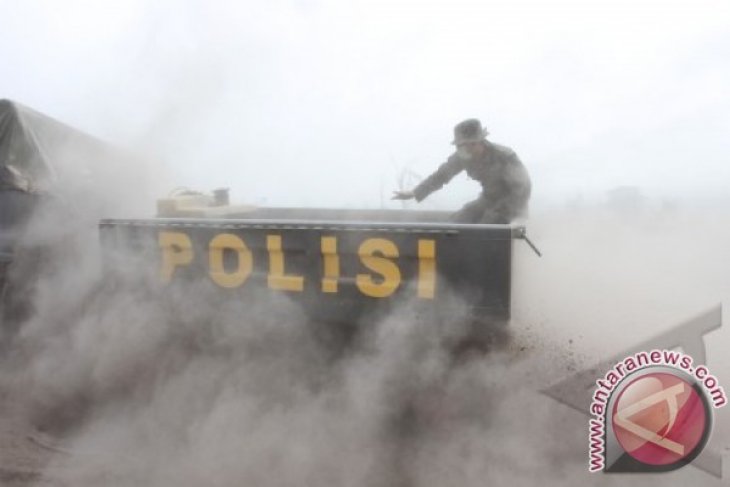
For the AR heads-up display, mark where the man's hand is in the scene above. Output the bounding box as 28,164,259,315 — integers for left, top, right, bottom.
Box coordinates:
391,190,415,201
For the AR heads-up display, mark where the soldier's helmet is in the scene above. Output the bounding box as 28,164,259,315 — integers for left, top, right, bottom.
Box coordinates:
451,118,488,145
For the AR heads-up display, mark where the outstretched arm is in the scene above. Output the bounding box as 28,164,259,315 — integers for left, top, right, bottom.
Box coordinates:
410,155,464,202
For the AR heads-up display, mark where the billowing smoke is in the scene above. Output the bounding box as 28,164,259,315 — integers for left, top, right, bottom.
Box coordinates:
1,167,727,487
0,1,728,483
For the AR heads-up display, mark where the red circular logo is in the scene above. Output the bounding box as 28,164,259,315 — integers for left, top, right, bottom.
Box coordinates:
611,371,709,466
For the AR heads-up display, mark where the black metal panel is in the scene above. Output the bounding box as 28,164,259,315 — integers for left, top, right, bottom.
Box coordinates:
99,216,520,323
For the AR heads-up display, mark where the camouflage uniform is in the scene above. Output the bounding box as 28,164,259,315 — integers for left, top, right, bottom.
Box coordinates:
412,141,531,224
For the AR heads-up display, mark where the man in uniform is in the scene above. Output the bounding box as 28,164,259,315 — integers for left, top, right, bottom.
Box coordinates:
392,119,531,224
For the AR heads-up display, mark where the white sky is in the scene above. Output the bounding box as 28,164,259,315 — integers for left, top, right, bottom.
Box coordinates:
1,0,729,209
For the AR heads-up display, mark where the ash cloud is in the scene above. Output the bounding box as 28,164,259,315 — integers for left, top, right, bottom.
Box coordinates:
0,1,728,485
2,191,728,487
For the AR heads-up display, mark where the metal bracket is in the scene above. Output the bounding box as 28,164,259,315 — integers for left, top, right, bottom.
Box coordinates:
517,228,542,257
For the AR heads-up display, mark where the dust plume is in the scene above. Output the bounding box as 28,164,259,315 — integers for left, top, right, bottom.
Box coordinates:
1,179,728,487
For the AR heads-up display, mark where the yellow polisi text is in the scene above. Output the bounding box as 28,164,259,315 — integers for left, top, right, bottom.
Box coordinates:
158,231,437,299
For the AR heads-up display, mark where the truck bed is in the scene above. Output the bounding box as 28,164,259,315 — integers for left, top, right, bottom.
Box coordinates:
100,208,525,325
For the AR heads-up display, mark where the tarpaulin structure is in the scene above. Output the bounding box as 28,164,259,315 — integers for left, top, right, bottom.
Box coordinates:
0,99,160,327
0,99,153,266
0,99,146,194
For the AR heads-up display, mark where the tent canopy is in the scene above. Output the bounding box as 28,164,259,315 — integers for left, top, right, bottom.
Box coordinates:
0,99,156,219
0,99,138,193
